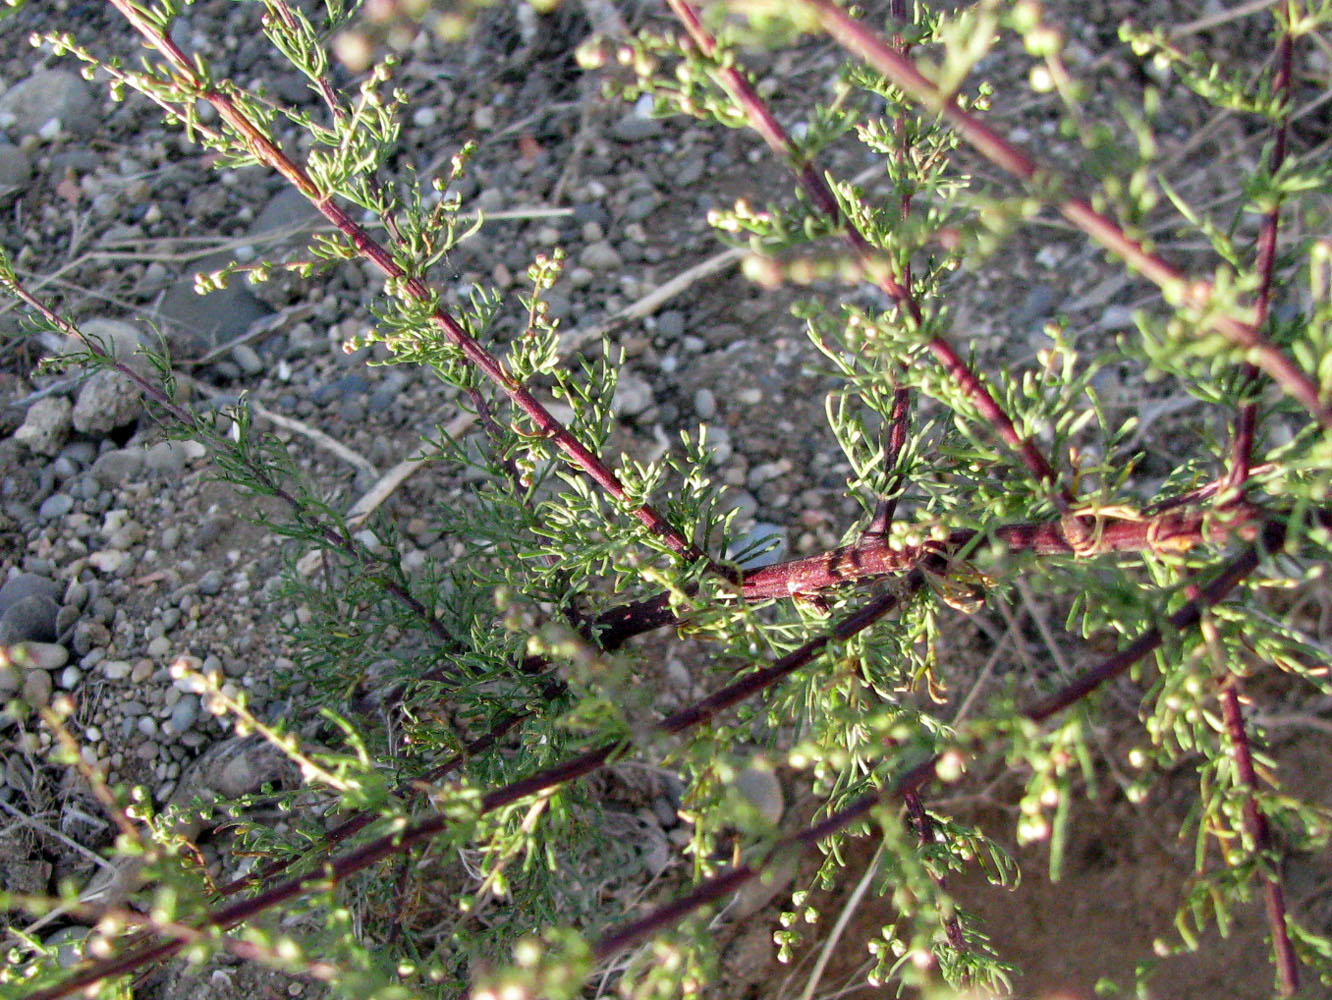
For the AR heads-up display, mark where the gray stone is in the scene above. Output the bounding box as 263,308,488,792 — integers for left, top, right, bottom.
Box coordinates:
8,642,67,671
249,187,324,248
66,317,147,366
14,396,73,456
57,665,81,689
611,113,663,142
0,594,59,644
0,69,96,137
196,569,225,596
693,388,717,420
143,440,190,476
612,369,654,418
0,573,63,612
72,370,143,435
167,694,199,736
154,269,273,357
656,310,685,338
90,448,144,487
580,240,623,272
0,141,32,205
736,522,788,569
21,667,52,707
101,659,132,681
37,493,74,521
231,343,264,375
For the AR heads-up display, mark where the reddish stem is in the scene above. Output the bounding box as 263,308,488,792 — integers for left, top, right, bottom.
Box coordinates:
106,0,718,574
1219,681,1299,995
665,0,1065,502
801,0,1332,431
1230,14,1296,492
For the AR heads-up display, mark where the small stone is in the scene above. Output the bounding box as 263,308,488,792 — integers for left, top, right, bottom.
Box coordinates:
580,240,623,272
57,665,81,690
38,493,74,520
0,142,32,206
197,570,225,596
610,113,663,142
14,397,73,456
231,343,264,375
656,311,685,339
143,440,190,476
102,659,132,681
471,105,495,130
147,636,172,660
87,550,128,575
69,318,148,368
736,522,789,569
612,370,655,418
131,659,155,684
0,70,96,137
0,594,60,644
137,716,158,738
90,448,144,487
72,370,143,436
693,388,717,420
167,694,199,736
21,668,52,708
9,642,68,671
72,620,110,656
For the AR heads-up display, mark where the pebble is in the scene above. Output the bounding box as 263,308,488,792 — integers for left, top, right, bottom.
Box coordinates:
143,440,191,477
611,113,663,142
147,636,172,659
58,666,82,690
11,642,68,671
72,370,143,436
14,397,73,456
580,240,623,272
0,141,32,205
167,695,200,736
197,569,225,596
131,660,155,684
656,311,685,338
22,668,52,708
738,523,789,568
0,594,60,645
38,493,74,520
87,550,128,575
90,448,145,487
612,370,655,418
231,344,264,375
102,659,132,681
0,69,96,137
693,388,717,420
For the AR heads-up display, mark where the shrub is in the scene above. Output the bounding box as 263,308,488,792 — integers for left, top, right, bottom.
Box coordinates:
2,0,1331,997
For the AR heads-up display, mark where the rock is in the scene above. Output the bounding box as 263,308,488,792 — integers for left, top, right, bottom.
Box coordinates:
231,343,264,375
86,550,128,575
101,659,132,681
90,448,145,487
611,113,663,142
693,388,717,420
196,569,225,596
72,370,143,435
8,642,68,671
656,310,685,338
0,594,60,644
249,187,324,249
580,240,623,272
21,667,52,707
41,926,88,970
37,493,74,521
736,522,788,568
166,694,199,736
154,269,273,358
67,318,150,370
612,369,654,418
0,141,32,205
14,396,73,456
143,440,191,477
180,734,298,799
0,69,96,137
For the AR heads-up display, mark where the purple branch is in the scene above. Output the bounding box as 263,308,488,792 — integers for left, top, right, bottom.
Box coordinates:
664,0,1065,503
799,0,1332,431
1218,681,1299,995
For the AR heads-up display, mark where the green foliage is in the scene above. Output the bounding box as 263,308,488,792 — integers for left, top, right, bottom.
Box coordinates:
3,1,1332,999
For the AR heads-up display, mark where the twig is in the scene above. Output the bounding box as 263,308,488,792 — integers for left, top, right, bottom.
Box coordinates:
107,0,719,573
180,372,379,479
799,0,1332,431
558,246,744,358
667,0,1065,506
